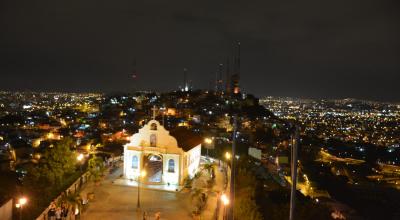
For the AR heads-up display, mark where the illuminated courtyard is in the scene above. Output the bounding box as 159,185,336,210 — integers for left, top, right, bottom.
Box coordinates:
81,181,192,220
80,160,225,220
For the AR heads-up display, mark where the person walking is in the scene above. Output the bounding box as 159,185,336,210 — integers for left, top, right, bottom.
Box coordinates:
155,212,161,220
61,204,68,220
48,203,56,220
55,207,62,220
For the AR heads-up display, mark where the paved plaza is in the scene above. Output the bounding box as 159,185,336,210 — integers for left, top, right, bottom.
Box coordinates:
81,181,193,220
80,160,226,220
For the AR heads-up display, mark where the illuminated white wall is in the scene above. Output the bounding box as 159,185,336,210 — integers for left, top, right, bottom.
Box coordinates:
123,146,142,179
127,120,179,151
186,144,201,178
162,154,180,185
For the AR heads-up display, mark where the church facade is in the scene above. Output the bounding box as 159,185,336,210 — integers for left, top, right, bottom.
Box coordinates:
123,120,202,185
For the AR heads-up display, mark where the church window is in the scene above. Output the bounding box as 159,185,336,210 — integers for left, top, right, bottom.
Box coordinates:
150,134,157,147
132,156,138,169
168,159,175,173
150,123,157,130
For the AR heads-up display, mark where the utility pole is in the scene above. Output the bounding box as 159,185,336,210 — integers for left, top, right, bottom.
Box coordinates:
225,57,230,94
230,115,237,220
137,175,141,209
183,68,188,91
289,125,300,220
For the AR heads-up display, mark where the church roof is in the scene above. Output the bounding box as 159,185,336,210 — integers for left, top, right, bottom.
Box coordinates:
170,127,203,152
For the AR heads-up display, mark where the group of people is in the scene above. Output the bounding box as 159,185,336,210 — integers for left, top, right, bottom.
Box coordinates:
47,202,73,220
142,211,161,220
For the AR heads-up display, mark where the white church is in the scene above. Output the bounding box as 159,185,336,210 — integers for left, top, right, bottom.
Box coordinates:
123,119,202,186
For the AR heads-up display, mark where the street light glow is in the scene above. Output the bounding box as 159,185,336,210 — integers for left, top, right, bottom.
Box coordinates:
204,137,213,144
225,152,231,160
19,197,27,205
77,153,84,161
140,170,147,178
221,194,229,205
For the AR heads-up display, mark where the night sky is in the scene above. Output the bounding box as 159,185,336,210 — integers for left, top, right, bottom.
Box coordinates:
1,0,399,101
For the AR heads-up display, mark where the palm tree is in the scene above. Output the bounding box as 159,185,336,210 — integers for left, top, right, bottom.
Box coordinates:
202,163,215,179
191,188,207,215
183,176,193,189
203,163,214,175
190,188,204,202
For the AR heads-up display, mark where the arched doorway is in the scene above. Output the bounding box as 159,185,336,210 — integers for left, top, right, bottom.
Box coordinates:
143,154,163,183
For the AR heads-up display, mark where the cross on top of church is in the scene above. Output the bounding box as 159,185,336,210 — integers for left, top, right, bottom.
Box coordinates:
152,105,157,120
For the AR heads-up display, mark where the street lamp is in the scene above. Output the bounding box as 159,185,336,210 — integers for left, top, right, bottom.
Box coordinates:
16,197,27,220
225,152,231,160
204,137,213,158
77,153,84,172
221,194,230,220
137,170,147,210
222,151,233,219
224,152,232,177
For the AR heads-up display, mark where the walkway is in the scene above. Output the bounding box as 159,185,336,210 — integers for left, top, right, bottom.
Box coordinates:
200,160,227,220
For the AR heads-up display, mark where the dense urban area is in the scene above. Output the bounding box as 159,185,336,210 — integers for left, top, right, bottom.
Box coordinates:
0,90,399,220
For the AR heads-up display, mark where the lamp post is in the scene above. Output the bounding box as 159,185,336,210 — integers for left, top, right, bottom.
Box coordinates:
204,137,213,158
289,125,299,220
223,151,232,220
221,194,229,220
137,170,147,210
224,152,231,161
77,153,84,172
229,115,237,220
224,151,231,172
16,197,27,220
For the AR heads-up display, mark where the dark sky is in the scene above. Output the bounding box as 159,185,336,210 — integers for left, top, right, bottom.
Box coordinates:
1,0,399,101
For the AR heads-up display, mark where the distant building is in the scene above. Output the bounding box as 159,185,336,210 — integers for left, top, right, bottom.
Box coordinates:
123,120,202,185
248,147,262,160
275,156,289,173
231,73,240,94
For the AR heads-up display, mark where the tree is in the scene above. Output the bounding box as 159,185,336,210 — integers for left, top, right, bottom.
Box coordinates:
25,138,75,188
22,138,77,218
202,163,215,178
234,167,263,220
42,138,76,186
235,190,263,220
183,176,194,189
88,154,105,183
191,188,207,215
